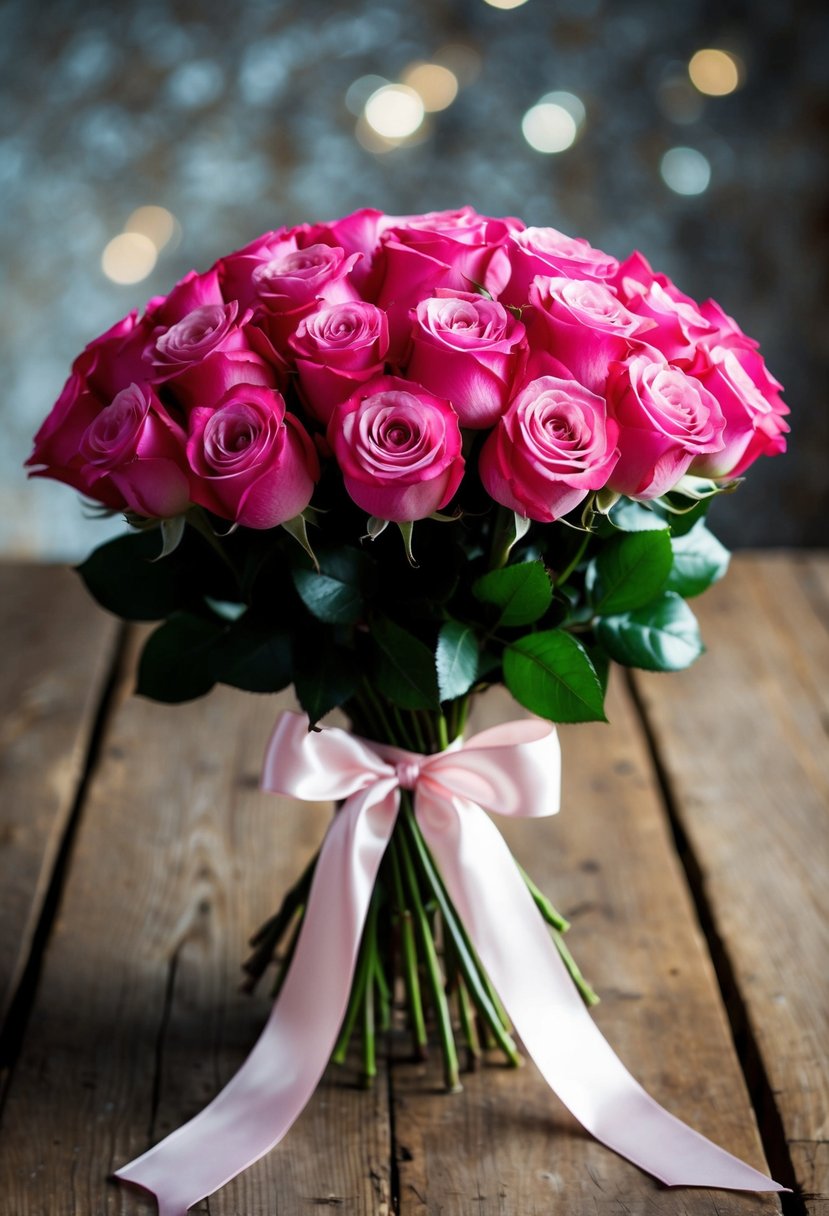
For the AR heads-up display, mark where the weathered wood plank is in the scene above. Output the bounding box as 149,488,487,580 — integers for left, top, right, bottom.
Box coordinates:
392,679,780,1214
631,552,829,1215
0,563,119,1030
0,642,390,1214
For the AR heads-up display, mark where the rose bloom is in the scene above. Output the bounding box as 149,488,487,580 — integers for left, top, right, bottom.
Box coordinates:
501,227,619,307
405,290,527,428
375,208,519,357
606,355,725,499
479,375,619,522
186,384,319,528
690,345,789,479
612,252,714,366
78,383,191,518
527,276,652,394
327,375,464,522
289,301,389,424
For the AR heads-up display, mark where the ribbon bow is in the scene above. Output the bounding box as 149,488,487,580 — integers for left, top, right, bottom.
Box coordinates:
116,713,784,1213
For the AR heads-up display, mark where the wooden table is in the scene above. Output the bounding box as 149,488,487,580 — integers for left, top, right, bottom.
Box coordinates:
1,554,827,1215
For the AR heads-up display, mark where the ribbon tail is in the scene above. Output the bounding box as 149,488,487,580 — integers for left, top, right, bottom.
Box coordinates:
417,793,788,1192
115,780,399,1216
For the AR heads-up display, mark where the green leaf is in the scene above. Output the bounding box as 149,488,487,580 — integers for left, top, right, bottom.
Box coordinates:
77,530,196,620
589,530,673,615
473,561,553,627
595,592,704,671
503,630,607,723
292,548,373,625
371,617,440,710
294,643,360,726
666,523,730,598
210,621,292,694
436,622,479,701
609,499,669,533
136,613,223,703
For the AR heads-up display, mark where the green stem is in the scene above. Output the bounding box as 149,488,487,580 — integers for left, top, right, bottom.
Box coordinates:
552,927,600,1007
187,506,242,583
332,889,379,1064
397,825,462,1092
388,840,428,1058
517,863,571,932
554,531,590,589
436,713,450,751
402,807,522,1067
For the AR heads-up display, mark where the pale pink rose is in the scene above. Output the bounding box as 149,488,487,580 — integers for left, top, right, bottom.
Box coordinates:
289,301,389,424
479,375,619,522
690,346,789,478
328,375,464,522
405,290,527,428
186,385,319,528
501,227,619,306
79,383,190,518
606,355,725,499
527,276,653,393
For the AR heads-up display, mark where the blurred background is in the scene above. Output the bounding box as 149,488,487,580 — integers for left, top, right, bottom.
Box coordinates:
2,0,826,558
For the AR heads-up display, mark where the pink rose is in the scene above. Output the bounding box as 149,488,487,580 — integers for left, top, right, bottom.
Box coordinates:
375,208,518,357
150,302,283,407
606,355,725,499
146,268,224,328
405,290,527,428
527,276,653,393
302,208,394,293
612,253,713,365
327,375,464,522
479,375,619,522
26,372,122,504
79,383,191,518
250,242,361,351
186,385,319,528
501,227,619,307
690,346,789,478
289,300,389,424
76,310,155,401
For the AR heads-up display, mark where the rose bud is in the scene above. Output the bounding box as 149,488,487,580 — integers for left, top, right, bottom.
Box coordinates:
288,301,389,424
479,375,619,523
501,227,619,307
79,383,191,518
606,354,725,499
327,375,464,522
527,276,653,394
186,385,319,529
406,290,527,428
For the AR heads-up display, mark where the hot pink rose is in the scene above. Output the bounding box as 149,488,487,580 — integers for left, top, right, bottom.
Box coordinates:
527,276,653,393
150,302,283,407
501,227,619,307
186,385,319,528
288,301,389,424
249,242,361,351
327,375,464,522
612,252,714,365
690,346,789,478
375,209,518,357
146,268,224,328
27,373,122,504
79,383,190,518
606,355,725,499
405,290,527,428
479,375,619,522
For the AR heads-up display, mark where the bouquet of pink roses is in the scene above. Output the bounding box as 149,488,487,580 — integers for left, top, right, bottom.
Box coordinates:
28,207,788,1211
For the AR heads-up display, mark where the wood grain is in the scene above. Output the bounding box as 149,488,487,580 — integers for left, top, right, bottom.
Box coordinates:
0,642,390,1214
392,678,781,1215
0,563,119,1029
632,552,829,1215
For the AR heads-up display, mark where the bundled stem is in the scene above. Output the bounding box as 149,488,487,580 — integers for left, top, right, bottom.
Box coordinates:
244,695,598,1089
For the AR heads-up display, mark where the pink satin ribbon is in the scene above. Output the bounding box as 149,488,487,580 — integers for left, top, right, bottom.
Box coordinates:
115,712,785,1212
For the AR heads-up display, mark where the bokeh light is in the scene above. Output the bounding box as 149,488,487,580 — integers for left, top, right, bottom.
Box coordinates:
688,48,742,96
521,96,581,154
101,232,157,283
345,75,389,117
124,205,179,252
660,146,711,195
402,62,459,112
364,84,425,140
482,0,530,9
